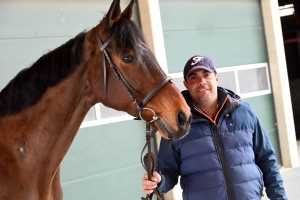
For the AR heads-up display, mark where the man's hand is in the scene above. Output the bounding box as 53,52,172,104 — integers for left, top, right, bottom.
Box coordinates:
142,171,161,194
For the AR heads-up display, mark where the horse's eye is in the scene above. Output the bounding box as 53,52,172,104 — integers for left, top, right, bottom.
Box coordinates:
123,56,133,63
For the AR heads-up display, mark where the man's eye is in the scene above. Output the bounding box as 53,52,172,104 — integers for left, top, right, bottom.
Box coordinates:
204,73,212,77
123,56,133,63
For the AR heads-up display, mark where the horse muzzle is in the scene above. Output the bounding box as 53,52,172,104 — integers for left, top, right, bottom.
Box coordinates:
155,111,192,140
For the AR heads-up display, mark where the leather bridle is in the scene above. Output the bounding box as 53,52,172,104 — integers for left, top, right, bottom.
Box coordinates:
95,29,169,200
95,29,172,120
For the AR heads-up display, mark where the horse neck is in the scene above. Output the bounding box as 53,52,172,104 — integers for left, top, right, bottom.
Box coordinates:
0,39,100,198
36,63,94,157
1,62,95,172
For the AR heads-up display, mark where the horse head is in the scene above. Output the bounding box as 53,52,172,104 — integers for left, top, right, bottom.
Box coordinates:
86,0,191,139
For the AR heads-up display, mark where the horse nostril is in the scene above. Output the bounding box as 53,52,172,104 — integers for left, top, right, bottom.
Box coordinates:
177,111,187,128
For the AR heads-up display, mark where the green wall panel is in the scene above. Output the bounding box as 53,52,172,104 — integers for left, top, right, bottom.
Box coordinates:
0,37,72,88
61,120,147,199
159,0,267,72
0,0,139,39
164,27,267,73
160,0,263,31
62,165,144,199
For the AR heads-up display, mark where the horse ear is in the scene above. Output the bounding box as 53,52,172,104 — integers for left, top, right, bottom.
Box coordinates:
121,0,134,20
106,0,121,29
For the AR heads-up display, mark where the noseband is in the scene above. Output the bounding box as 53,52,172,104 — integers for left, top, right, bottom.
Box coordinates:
95,30,172,120
96,30,170,200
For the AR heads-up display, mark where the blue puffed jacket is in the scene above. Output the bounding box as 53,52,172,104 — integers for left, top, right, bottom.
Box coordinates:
157,87,287,200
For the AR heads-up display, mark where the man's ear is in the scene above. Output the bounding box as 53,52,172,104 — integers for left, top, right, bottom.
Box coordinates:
215,73,219,84
183,80,188,90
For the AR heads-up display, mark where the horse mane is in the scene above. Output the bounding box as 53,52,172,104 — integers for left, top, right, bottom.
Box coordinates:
0,32,86,117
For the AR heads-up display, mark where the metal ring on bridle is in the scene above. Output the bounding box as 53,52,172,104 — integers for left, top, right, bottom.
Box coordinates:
139,108,158,123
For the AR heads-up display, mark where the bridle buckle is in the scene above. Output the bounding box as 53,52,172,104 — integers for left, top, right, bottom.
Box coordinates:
139,108,158,123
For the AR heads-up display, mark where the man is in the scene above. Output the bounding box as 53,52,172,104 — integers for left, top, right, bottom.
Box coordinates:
142,55,287,199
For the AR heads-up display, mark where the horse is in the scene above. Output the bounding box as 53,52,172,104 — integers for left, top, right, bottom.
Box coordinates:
0,0,191,199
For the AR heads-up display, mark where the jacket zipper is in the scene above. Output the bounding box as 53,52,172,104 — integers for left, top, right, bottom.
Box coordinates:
193,94,237,199
210,122,235,200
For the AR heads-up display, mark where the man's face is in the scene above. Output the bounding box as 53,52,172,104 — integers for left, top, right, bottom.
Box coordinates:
183,69,219,106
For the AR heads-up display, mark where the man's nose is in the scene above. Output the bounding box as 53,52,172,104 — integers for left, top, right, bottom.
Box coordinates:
198,77,206,85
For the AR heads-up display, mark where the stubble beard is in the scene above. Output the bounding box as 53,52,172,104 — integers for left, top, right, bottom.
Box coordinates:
193,88,212,106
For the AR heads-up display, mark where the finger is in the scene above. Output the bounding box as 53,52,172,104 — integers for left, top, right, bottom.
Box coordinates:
143,183,157,189
143,182,158,194
144,188,154,194
142,178,157,185
142,173,148,180
142,179,157,188
152,171,161,183
142,179,158,193
143,173,158,183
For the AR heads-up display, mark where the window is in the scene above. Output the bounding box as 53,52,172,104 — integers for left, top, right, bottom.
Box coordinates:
217,63,271,98
81,104,132,128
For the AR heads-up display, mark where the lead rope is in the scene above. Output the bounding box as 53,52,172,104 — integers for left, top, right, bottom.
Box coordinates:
141,121,163,200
